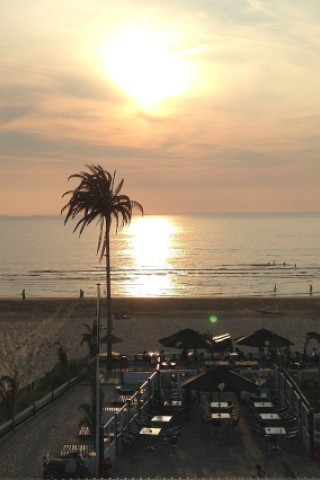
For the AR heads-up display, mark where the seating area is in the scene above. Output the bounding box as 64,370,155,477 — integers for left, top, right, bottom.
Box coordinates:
249,398,300,453
198,391,242,436
118,383,188,454
95,348,313,477
109,371,319,479
107,358,301,461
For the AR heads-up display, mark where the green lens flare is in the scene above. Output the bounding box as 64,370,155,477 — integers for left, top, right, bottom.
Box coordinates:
209,315,218,324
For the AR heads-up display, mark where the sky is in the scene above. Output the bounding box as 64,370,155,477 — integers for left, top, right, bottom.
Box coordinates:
1,0,320,215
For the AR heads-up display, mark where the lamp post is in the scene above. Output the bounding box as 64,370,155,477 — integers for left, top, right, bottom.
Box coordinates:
95,283,101,477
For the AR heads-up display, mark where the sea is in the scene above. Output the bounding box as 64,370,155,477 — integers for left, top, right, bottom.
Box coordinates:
1,213,320,299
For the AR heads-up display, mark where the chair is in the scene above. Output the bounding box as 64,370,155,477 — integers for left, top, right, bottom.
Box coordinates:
285,428,300,441
286,431,299,440
212,418,223,435
265,434,280,454
231,415,241,429
251,423,264,436
121,433,136,447
163,425,182,438
163,435,179,457
283,418,298,428
274,406,289,413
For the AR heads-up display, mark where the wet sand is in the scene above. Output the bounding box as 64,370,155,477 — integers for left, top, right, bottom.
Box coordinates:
0,296,319,386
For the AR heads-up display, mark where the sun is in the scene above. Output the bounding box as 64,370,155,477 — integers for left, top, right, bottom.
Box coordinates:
101,27,193,108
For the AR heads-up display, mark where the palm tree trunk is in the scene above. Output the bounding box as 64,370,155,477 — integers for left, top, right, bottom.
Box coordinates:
105,221,112,361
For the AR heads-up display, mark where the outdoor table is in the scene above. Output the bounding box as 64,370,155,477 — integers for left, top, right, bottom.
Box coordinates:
260,413,280,421
61,444,95,457
210,402,232,412
139,427,162,451
210,402,229,409
264,427,286,452
265,427,286,434
211,413,231,420
211,412,231,420
151,415,173,424
140,427,162,435
259,412,283,428
164,400,182,407
253,402,273,409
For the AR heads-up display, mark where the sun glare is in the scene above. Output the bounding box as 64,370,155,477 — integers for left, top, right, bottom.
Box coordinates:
100,27,193,108
118,216,176,296
129,216,175,268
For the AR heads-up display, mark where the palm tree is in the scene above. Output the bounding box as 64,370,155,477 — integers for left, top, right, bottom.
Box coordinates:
80,321,98,357
61,164,143,360
51,341,69,386
78,362,104,439
0,367,19,420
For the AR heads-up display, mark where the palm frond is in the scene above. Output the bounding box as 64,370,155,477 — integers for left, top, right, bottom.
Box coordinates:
61,164,143,259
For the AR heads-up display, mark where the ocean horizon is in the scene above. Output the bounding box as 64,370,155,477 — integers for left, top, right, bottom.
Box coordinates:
1,212,320,299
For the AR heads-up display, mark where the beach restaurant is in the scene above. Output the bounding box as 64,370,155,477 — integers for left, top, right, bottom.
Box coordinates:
94,351,320,474
1,341,320,477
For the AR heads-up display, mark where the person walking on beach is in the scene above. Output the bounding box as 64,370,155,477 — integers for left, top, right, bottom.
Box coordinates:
79,289,84,299
309,285,313,296
21,289,26,301
273,284,277,296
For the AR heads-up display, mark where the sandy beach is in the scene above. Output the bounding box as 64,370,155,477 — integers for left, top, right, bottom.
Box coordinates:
1,296,320,479
0,296,319,387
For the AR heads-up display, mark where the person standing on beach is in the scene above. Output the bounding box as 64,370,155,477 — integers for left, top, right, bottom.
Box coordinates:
21,289,26,300
273,284,277,295
309,285,313,296
79,289,84,299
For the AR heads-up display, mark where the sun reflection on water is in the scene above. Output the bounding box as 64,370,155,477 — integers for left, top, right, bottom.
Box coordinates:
124,215,176,296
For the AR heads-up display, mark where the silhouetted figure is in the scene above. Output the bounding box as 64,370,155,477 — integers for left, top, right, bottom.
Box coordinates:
274,284,277,295
21,289,26,301
79,289,84,299
309,285,313,296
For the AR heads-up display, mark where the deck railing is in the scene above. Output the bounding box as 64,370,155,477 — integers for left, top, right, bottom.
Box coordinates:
0,376,80,439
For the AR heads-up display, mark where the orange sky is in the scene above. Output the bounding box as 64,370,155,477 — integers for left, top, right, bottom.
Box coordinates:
1,1,320,215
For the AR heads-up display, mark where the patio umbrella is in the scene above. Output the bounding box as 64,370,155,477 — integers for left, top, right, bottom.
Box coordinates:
234,328,293,349
181,365,257,393
158,328,213,350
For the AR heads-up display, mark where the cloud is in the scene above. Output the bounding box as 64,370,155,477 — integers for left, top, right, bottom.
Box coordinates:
1,0,320,214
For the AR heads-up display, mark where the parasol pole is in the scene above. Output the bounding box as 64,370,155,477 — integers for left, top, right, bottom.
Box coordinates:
95,283,101,476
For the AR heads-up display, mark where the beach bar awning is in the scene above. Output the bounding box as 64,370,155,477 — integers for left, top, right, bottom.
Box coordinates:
181,365,257,393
